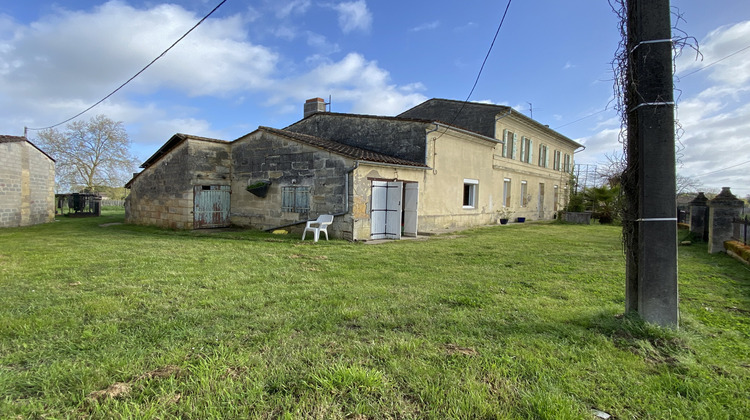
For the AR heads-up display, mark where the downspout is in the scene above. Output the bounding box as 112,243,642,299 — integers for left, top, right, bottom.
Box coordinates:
426,123,440,175
333,161,359,216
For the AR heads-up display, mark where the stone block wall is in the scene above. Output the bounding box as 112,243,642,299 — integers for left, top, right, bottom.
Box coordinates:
707,187,744,254
231,130,353,238
287,114,429,164
126,142,195,229
0,140,55,228
126,139,231,230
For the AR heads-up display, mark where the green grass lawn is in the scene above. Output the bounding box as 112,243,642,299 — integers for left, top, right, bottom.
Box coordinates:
1,210,748,419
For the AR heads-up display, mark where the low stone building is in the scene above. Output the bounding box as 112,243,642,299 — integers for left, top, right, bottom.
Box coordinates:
126,98,583,240
125,133,231,229
0,135,56,228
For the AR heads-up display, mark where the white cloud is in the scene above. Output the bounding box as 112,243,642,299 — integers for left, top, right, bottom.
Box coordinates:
305,31,340,55
0,1,428,168
574,20,750,197
677,21,750,86
410,21,440,32
0,1,278,101
268,53,426,115
333,1,372,34
563,61,576,70
272,0,312,19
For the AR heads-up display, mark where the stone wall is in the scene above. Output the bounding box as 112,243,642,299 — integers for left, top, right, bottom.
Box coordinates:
231,130,353,238
127,139,231,229
126,142,194,229
0,140,55,228
286,114,429,164
707,187,744,254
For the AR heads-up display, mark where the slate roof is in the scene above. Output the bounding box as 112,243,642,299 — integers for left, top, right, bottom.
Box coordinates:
0,135,56,162
259,127,428,168
398,98,582,148
0,135,26,143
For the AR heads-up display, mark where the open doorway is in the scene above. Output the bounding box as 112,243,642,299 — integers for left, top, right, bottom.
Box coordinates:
370,181,418,239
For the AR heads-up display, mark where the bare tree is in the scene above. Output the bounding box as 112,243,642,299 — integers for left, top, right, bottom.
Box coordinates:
36,115,139,193
675,174,702,195
596,151,626,187
597,151,703,196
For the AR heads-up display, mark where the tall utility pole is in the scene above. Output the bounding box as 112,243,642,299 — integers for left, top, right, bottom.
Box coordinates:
623,0,678,327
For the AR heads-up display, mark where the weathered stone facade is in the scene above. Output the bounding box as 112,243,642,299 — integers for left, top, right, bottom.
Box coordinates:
231,129,354,238
286,113,430,163
0,136,55,228
689,192,709,241
707,187,744,254
126,135,230,229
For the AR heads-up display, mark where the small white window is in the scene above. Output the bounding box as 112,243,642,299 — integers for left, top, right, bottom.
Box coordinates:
463,179,478,209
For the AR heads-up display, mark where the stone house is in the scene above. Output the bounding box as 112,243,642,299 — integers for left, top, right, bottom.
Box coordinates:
125,98,582,240
0,135,56,228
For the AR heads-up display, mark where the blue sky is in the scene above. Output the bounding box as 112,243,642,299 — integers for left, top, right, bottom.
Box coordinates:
1,0,748,197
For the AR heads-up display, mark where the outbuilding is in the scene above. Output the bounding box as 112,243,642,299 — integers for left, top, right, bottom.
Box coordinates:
0,135,56,228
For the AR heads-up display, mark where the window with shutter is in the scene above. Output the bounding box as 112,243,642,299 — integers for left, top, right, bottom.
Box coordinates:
281,186,311,212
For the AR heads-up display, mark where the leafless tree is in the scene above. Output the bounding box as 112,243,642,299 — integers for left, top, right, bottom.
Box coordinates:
596,151,626,187
675,174,702,195
36,115,139,193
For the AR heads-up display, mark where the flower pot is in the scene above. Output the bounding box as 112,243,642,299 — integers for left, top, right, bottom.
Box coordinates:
246,181,271,198
516,217,526,223
500,219,509,225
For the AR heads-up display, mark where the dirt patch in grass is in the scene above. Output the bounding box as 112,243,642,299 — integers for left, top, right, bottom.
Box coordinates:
88,382,131,400
444,344,479,356
88,365,182,401
137,365,182,380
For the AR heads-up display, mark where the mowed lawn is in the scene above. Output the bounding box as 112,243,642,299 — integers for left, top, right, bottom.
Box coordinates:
1,210,749,419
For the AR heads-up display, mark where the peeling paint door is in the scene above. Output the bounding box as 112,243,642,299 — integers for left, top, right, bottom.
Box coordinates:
403,183,419,237
194,185,230,229
371,181,402,240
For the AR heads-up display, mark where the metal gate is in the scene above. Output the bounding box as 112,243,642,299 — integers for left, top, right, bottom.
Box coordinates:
194,185,231,229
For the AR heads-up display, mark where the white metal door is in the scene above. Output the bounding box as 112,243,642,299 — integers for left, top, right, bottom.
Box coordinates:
403,183,419,237
371,181,403,240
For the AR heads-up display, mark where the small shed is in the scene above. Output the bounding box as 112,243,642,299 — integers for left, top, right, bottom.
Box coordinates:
0,135,56,228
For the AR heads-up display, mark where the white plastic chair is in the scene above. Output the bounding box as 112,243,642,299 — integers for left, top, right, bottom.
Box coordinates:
302,214,334,242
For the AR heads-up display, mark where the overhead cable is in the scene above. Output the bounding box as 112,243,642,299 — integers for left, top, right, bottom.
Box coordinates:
27,0,227,132
435,0,512,138
554,42,750,131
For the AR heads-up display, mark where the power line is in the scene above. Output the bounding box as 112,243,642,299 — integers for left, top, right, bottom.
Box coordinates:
462,0,513,106
553,42,750,132
553,108,610,130
695,160,750,177
435,0,512,137
679,43,750,79
26,0,227,132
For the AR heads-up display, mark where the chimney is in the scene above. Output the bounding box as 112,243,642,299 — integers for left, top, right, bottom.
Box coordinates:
304,97,327,118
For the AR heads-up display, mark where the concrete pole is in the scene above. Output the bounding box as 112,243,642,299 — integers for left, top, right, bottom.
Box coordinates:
625,0,679,327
